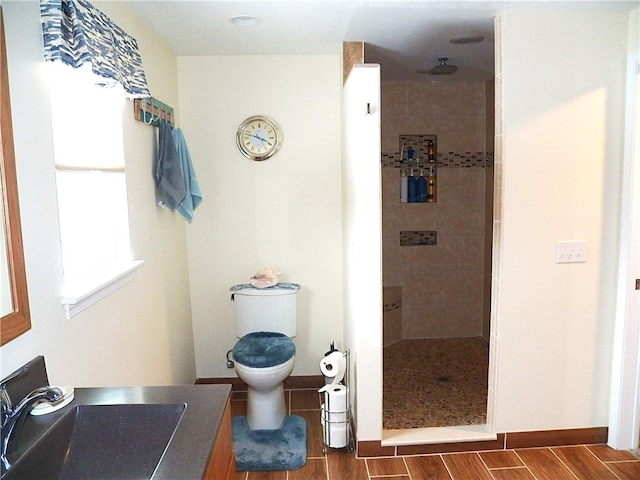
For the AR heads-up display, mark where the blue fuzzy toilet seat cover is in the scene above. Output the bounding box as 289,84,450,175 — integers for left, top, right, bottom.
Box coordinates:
233,332,295,368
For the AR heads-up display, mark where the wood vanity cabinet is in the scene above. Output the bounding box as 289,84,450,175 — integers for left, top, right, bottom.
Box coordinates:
203,398,235,480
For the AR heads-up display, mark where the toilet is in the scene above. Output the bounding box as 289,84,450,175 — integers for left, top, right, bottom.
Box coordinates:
230,283,300,430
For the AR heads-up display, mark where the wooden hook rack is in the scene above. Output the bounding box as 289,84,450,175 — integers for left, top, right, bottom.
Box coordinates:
133,97,174,127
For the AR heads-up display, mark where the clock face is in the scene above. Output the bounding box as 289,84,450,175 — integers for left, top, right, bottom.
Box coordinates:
236,116,283,161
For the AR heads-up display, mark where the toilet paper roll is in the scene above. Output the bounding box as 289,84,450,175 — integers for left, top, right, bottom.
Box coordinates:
320,390,349,449
319,351,346,385
321,403,347,424
323,420,348,448
324,384,348,414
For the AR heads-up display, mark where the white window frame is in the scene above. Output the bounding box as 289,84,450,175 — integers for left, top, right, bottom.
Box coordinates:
48,64,143,319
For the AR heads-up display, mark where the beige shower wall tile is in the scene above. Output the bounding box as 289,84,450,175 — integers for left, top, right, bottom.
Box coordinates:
491,220,503,279
428,271,484,305
401,273,448,306
402,303,483,338
405,113,438,137
458,82,487,117
382,116,439,155
408,81,460,116
492,159,503,222
401,238,458,272
381,115,414,152
383,243,451,288
459,236,486,272
381,81,408,116
437,168,486,204
495,73,503,136
383,285,402,304
383,204,437,235
434,115,486,153
402,268,484,307
436,202,485,238
343,41,364,84
382,236,403,285
382,167,400,206
485,80,495,145
381,80,488,154
482,273,492,340
383,307,402,347
485,166,495,208
458,115,487,152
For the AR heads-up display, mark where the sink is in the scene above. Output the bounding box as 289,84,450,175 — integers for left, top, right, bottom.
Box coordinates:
3,403,186,480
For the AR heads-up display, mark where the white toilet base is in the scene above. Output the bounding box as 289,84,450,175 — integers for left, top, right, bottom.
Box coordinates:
246,383,286,430
235,356,295,431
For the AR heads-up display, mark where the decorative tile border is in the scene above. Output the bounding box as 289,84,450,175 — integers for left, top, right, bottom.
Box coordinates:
400,230,437,247
383,132,493,168
382,151,493,168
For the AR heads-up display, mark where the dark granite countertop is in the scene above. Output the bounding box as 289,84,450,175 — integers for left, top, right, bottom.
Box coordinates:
5,384,232,480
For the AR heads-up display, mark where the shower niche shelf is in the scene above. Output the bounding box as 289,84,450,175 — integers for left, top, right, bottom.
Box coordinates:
400,230,437,247
399,134,437,204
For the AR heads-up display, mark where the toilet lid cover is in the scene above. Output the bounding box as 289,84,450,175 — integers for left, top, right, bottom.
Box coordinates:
233,332,295,368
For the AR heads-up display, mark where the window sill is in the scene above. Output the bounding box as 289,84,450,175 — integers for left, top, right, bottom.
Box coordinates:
61,260,144,319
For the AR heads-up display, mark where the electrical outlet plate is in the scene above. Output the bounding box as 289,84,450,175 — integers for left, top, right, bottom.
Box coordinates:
556,241,587,264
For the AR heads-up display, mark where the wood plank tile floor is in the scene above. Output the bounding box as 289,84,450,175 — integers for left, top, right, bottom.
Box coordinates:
232,389,640,480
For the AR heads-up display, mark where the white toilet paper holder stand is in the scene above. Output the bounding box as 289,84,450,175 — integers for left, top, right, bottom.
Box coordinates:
318,348,353,453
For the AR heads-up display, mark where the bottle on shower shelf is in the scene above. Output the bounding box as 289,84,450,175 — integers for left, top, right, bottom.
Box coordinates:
417,167,426,203
400,166,408,203
406,148,417,203
427,139,436,162
427,163,437,203
399,144,408,203
407,166,417,203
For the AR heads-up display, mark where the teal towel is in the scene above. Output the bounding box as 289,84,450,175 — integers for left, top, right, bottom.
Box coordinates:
172,128,202,223
155,121,185,210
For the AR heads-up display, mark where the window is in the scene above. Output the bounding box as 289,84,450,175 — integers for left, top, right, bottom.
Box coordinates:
48,64,142,318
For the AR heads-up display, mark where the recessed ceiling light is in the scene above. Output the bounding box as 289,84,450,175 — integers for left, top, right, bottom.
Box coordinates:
449,35,484,45
231,15,260,27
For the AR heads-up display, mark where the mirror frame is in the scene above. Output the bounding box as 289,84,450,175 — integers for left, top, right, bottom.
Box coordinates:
1,7,31,345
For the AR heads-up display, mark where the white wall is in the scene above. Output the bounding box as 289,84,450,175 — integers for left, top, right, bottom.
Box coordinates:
493,9,630,433
0,1,196,386
342,65,383,441
608,6,640,450
176,55,344,378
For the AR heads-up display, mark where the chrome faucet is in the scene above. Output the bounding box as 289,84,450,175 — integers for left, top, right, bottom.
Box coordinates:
1,384,63,472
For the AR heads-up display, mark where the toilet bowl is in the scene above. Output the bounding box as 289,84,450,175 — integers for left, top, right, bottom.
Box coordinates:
233,331,296,430
229,284,300,431
235,358,294,430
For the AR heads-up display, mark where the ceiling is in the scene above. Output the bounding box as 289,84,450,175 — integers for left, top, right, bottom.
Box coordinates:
122,1,638,82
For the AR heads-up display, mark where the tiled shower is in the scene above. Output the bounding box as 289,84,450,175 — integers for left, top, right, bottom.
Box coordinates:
381,80,495,429
381,80,495,345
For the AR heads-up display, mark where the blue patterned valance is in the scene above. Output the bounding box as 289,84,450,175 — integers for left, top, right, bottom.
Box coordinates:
40,0,150,99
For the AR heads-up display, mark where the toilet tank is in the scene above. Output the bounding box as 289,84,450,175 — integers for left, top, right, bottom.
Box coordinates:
230,283,300,338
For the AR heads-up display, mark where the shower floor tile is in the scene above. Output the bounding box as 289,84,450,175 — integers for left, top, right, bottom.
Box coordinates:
383,337,489,429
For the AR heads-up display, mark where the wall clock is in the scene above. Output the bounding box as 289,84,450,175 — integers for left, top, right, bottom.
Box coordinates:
236,115,283,161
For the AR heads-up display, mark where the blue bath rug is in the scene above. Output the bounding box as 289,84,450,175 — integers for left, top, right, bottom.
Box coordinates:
232,415,307,471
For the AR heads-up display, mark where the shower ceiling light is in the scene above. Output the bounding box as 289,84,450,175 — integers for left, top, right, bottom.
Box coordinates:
417,57,458,75
430,58,458,75
449,35,484,45
416,57,458,75
230,15,260,26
